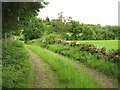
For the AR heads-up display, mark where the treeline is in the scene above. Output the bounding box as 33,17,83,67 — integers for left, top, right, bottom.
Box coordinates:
2,2,119,41
22,12,119,41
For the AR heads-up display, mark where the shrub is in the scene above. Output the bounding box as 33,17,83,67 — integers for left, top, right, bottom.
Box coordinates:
101,47,106,53
108,49,120,63
2,40,33,88
41,33,61,44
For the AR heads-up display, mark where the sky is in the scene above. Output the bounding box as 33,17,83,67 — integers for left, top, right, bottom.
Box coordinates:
37,0,120,26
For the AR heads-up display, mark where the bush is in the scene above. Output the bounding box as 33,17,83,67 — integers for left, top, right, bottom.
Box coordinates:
108,49,120,63
2,40,33,88
41,33,61,44
101,47,106,53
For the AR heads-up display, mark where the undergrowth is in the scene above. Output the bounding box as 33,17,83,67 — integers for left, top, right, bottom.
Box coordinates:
2,40,34,88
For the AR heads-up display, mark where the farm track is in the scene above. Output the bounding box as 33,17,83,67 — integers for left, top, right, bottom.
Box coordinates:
67,60,118,88
27,49,60,88
44,48,119,88
27,46,119,88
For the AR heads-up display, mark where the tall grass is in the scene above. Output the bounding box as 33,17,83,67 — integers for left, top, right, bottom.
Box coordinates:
27,45,102,88
2,40,34,88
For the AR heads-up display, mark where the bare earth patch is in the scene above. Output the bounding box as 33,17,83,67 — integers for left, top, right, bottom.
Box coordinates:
27,49,59,88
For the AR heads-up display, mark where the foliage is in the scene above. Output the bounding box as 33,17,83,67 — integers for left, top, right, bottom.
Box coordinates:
2,40,34,88
27,45,102,88
23,17,44,41
43,21,53,35
101,47,106,53
69,20,82,40
2,1,48,37
51,19,65,34
46,44,119,78
57,14,120,40
50,13,73,39
50,13,119,40
40,32,62,44
21,12,119,41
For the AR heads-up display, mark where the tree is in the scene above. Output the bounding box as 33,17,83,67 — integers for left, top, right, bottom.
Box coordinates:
2,2,48,37
51,19,65,34
69,20,81,40
58,12,64,21
45,17,50,23
43,20,53,36
23,17,44,41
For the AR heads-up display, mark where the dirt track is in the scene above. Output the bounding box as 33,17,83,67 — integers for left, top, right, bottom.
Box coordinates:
27,47,119,88
27,49,59,88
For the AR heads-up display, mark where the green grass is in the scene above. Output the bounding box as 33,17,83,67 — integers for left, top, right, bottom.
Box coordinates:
2,40,34,88
75,40,119,51
47,44,119,78
27,45,102,88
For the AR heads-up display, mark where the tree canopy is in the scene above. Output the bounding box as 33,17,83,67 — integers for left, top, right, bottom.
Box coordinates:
2,1,48,37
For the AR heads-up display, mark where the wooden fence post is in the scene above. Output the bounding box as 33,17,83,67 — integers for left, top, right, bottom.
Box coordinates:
5,33,7,47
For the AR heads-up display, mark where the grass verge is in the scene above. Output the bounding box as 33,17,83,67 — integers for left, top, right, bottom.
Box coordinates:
2,40,34,88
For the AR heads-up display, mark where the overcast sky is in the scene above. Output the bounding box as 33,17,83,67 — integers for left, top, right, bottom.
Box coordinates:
37,0,119,26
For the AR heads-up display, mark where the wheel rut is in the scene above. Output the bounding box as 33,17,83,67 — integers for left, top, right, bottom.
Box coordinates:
27,49,59,88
